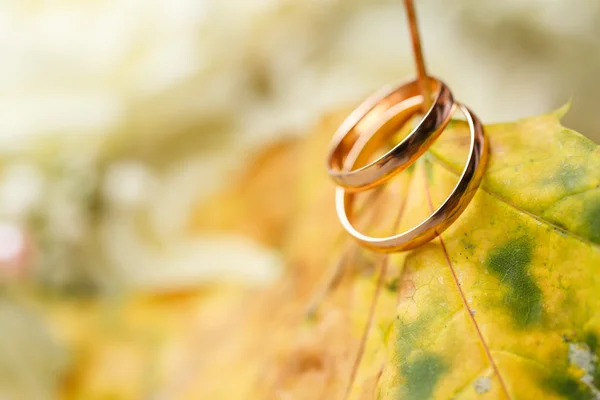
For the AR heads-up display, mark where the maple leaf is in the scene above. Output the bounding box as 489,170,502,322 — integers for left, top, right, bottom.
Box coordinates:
60,106,600,400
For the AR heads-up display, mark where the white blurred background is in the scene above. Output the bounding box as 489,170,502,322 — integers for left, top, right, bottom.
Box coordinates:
1,0,599,208
2,0,599,143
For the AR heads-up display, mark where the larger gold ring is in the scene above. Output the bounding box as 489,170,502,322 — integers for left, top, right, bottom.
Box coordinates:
327,77,454,192
336,103,487,253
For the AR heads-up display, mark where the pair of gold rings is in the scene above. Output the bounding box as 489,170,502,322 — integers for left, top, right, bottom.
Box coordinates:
326,77,488,253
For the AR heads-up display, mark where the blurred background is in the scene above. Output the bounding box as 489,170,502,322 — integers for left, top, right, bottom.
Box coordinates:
0,0,599,398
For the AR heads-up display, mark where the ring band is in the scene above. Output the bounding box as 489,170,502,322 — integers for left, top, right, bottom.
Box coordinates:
336,103,488,253
327,77,454,192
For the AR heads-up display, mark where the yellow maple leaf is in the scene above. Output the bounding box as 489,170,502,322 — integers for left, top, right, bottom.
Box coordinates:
61,107,600,400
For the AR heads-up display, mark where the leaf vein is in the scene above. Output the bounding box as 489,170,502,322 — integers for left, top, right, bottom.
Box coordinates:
422,166,512,400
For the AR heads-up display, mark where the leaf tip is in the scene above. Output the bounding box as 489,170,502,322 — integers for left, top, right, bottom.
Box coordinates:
553,99,573,120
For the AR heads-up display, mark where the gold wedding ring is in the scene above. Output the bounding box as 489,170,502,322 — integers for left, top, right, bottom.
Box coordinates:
327,77,454,192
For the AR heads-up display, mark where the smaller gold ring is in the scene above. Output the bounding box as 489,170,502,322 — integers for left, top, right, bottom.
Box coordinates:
327,77,454,192
336,103,488,253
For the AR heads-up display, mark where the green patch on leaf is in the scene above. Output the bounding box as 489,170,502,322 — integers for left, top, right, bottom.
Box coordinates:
486,236,543,327
557,128,597,153
585,332,599,353
424,158,434,183
385,277,399,293
543,372,593,400
397,316,430,356
584,195,600,244
556,163,586,191
402,352,447,400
